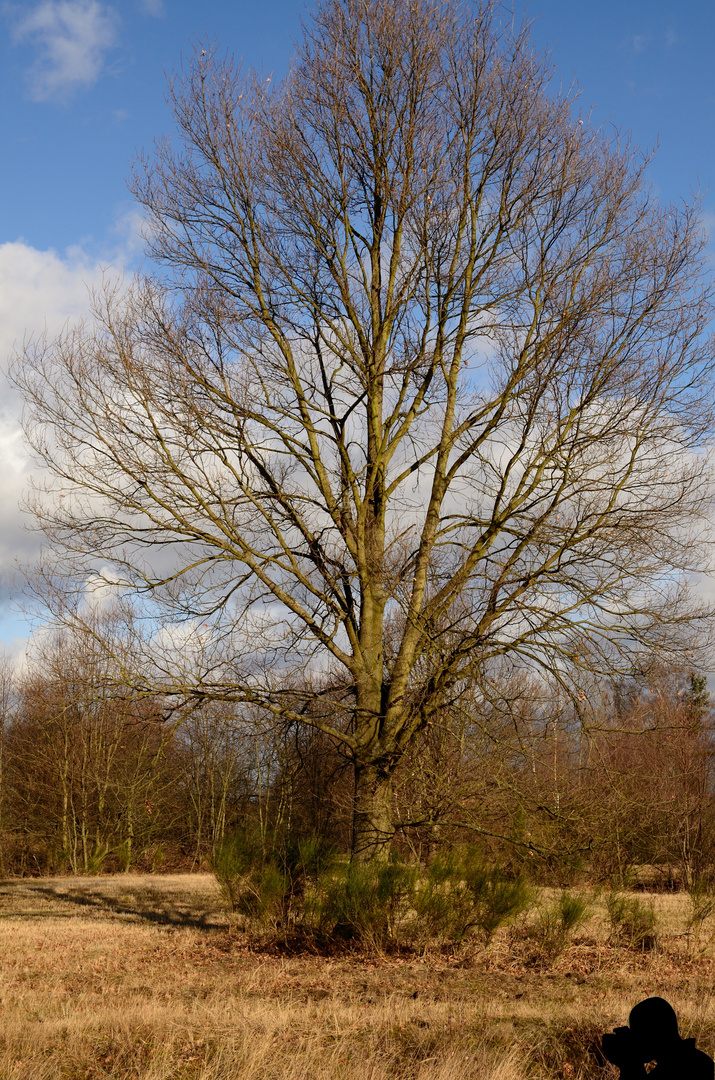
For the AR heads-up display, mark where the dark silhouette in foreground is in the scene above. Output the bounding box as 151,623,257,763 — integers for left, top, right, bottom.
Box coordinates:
602,997,714,1078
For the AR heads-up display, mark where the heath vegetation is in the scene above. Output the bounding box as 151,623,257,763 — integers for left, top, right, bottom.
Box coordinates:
0,875,714,1079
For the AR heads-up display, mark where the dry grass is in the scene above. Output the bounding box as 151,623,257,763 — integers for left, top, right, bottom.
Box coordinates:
0,876,714,1079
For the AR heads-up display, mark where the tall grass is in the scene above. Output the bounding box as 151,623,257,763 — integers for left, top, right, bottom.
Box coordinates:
0,875,714,1079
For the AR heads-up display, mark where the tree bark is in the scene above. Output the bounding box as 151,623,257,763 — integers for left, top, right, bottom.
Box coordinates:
352,762,395,864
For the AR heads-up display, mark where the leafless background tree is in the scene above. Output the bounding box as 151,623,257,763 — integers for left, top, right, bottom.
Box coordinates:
12,0,715,861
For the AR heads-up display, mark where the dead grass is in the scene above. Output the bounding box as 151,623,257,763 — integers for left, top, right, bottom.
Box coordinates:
0,876,713,1079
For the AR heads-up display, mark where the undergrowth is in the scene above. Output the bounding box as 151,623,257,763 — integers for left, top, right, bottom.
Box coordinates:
211,832,604,959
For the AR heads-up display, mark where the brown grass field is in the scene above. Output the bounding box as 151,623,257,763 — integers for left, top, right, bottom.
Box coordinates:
0,875,713,1079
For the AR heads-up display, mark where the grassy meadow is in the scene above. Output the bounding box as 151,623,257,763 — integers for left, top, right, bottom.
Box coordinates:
0,875,713,1079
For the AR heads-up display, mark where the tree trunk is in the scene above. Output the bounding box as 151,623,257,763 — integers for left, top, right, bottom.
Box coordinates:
352,762,395,864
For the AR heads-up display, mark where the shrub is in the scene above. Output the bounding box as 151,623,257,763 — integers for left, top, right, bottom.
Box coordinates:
412,848,532,949
460,849,533,945
411,850,469,947
211,829,289,927
284,833,337,883
526,890,591,962
607,892,658,950
560,889,590,931
213,835,531,952
314,857,417,949
85,842,111,875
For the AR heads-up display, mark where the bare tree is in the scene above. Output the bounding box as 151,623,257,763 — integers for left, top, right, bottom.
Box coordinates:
7,622,173,874
178,701,254,863
0,650,16,874
13,0,715,861
577,671,715,887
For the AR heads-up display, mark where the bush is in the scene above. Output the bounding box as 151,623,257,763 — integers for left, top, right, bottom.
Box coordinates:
412,848,532,949
213,834,531,952
85,842,111,875
411,850,468,947
607,892,658,950
461,852,533,945
314,857,417,949
526,890,591,962
284,833,337,883
686,876,715,953
211,829,289,927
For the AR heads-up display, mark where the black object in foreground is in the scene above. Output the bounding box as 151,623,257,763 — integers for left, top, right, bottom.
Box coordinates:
602,997,714,1078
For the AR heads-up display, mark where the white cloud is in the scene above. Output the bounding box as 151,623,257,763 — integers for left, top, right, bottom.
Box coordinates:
701,210,715,236
0,210,146,650
0,241,100,364
10,1,119,102
138,0,164,16
0,241,106,639
108,207,148,263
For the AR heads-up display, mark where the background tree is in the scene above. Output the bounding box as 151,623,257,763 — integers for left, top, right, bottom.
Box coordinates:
6,625,175,874
576,672,715,887
0,651,16,875
178,701,255,865
13,0,715,862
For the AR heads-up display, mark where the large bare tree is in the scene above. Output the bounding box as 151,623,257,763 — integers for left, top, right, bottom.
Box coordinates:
13,0,715,860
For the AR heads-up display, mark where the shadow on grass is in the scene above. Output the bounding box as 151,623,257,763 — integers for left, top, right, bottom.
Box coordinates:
0,882,226,929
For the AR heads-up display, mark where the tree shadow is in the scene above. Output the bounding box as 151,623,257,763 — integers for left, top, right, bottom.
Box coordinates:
8,882,226,929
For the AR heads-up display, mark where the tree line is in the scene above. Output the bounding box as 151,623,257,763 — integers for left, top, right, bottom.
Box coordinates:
1,619,712,888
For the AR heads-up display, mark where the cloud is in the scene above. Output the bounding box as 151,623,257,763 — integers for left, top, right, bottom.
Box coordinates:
0,241,105,636
0,209,146,650
700,209,715,235
108,207,148,263
9,1,119,102
138,0,164,16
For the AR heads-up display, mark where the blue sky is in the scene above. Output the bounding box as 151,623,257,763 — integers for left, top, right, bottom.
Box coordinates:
1,0,714,650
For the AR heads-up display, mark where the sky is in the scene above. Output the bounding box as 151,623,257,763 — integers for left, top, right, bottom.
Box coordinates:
1,0,714,652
